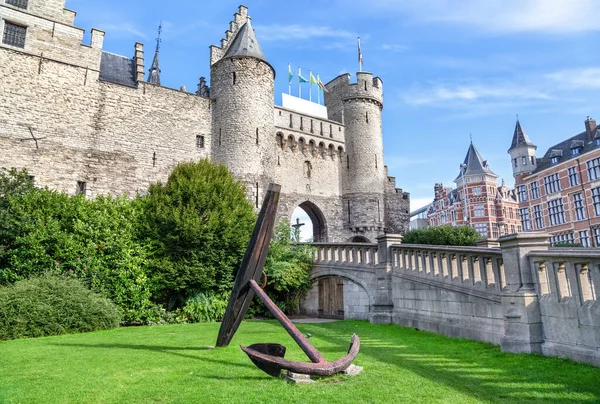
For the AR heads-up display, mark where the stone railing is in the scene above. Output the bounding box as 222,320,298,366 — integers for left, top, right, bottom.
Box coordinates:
389,244,505,299
311,242,379,267
528,249,600,304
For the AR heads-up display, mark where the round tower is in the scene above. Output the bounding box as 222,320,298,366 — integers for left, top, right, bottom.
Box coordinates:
508,119,537,179
324,72,386,240
210,7,275,207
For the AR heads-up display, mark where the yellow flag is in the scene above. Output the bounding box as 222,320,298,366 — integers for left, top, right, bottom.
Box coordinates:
310,71,317,85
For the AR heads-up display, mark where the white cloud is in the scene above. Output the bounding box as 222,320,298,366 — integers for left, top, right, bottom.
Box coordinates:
401,83,552,107
379,44,409,53
255,24,356,42
363,0,600,35
385,156,433,170
545,68,600,89
410,197,433,212
101,23,148,39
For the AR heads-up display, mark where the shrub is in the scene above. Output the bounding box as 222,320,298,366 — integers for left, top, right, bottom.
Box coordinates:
553,242,584,248
179,291,230,323
0,168,34,198
138,160,256,309
0,276,120,340
402,225,481,246
260,221,315,314
0,187,155,324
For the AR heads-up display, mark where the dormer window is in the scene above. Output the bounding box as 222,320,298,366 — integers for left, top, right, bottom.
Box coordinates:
549,149,562,165
570,140,584,156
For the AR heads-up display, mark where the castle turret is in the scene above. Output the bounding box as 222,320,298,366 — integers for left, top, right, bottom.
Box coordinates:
324,72,386,240
209,6,275,207
508,119,537,179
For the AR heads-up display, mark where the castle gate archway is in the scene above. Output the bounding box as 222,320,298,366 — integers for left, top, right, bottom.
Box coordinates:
297,201,327,242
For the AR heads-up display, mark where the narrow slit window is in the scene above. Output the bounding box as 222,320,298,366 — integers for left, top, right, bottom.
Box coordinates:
366,112,369,123
232,72,236,85
289,114,293,128
77,181,87,196
196,135,205,148
256,128,259,145
219,129,222,146
152,151,157,167
346,155,350,169
347,200,351,223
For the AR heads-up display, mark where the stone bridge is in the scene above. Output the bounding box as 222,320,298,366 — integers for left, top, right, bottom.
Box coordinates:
299,233,600,367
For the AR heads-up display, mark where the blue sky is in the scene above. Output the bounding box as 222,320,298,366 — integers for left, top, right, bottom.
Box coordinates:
67,0,600,238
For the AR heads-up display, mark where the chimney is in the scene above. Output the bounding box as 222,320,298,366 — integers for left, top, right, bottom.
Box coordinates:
434,183,444,200
134,42,145,83
585,116,597,141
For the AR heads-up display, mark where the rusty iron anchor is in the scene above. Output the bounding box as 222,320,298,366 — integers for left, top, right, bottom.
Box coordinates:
216,183,360,377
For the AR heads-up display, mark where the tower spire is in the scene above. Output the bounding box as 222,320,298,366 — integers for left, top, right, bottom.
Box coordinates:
147,22,162,85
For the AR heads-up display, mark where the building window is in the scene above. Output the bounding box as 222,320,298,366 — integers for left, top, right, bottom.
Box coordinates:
533,205,544,229
472,186,482,196
6,0,28,8
519,208,531,231
587,157,600,181
592,187,600,216
550,156,559,164
196,135,205,148
573,193,586,221
492,224,499,239
543,173,561,194
579,231,590,247
550,233,575,246
572,148,580,156
531,156,536,165
521,156,527,165
510,225,516,234
77,181,87,196
594,228,600,246
2,22,26,49
547,198,566,226
518,185,527,202
514,159,518,167
474,223,488,238
568,166,579,187
473,205,484,218
530,181,540,199
509,207,514,219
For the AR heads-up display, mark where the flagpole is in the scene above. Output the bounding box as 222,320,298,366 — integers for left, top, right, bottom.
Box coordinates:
317,73,321,105
309,70,313,102
358,37,362,72
288,63,291,95
298,66,302,99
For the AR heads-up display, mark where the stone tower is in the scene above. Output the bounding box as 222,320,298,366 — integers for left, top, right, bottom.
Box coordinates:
325,72,386,240
508,119,537,179
209,6,275,207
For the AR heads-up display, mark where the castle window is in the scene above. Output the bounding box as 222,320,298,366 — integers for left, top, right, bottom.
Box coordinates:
514,159,518,167
289,114,293,128
346,155,349,169
256,128,259,145
232,72,236,85
531,156,536,165
303,161,312,178
77,181,87,196
2,22,26,49
6,0,28,9
329,124,332,136
521,156,527,165
196,135,205,148
310,119,314,133
320,122,323,135
366,112,369,123
300,117,304,131
219,129,222,146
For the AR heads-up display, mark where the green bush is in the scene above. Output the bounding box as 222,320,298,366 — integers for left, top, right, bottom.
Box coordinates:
260,221,315,315
0,276,120,340
138,160,256,309
553,242,584,247
0,186,155,324
402,225,481,246
0,168,34,198
179,291,230,323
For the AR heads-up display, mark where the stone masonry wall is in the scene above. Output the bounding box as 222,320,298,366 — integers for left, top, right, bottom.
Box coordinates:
0,48,211,196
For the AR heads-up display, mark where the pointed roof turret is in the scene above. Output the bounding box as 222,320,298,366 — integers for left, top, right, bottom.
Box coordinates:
147,23,162,85
508,119,535,152
455,142,498,182
223,19,267,63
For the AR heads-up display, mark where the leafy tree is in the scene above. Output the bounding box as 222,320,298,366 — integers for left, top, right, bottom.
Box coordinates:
0,168,34,199
261,221,315,314
0,186,155,323
402,225,481,246
138,160,256,309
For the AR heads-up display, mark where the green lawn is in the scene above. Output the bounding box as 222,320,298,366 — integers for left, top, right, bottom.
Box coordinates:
1,320,599,404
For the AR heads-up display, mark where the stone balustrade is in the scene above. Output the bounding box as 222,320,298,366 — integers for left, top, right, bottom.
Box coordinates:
311,242,379,267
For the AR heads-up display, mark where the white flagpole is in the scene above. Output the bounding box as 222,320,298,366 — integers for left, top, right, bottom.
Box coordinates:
358,37,362,72
317,73,321,105
288,63,291,95
298,66,302,99
309,70,313,102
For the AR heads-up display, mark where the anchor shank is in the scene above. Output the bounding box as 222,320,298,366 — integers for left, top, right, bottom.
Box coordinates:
248,279,325,364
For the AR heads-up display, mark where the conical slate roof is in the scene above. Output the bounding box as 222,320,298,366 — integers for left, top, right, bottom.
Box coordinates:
147,51,161,85
455,142,498,182
508,119,535,151
223,20,267,62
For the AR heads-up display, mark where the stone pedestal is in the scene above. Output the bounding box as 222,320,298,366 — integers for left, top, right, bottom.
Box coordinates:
369,234,402,325
498,232,549,354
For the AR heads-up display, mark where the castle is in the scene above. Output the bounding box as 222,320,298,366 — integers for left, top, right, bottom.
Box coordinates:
0,1,410,242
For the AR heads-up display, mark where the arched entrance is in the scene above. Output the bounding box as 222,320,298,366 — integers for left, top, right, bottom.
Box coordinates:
349,236,371,243
291,201,327,242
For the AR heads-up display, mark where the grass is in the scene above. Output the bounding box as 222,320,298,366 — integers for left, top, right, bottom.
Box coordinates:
1,320,599,404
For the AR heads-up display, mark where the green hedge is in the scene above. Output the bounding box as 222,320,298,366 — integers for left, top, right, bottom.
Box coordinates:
0,276,120,340
402,225,481,246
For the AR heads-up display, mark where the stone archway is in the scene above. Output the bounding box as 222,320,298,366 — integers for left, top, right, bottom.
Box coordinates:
298,201,327,242
349,236,371,243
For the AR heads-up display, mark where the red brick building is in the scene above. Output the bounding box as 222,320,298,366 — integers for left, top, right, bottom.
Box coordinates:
510,117,600,246
427,143,520,239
